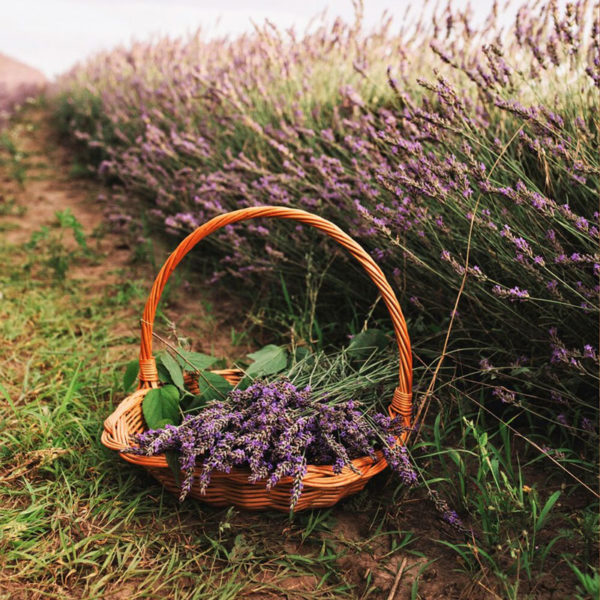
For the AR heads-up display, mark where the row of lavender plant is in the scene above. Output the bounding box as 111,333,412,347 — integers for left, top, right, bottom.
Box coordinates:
53,0,599,453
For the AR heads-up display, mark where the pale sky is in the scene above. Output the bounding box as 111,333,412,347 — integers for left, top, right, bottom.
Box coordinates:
2,0,499,79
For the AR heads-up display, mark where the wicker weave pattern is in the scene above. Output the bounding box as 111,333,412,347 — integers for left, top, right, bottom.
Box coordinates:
102,207,413,511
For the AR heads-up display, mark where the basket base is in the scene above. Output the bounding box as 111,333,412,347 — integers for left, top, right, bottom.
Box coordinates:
147,467,373,512
104,386,391,512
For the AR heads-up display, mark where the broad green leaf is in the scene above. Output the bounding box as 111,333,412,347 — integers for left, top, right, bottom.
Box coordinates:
293,346,311,363
235,376,252,391
175,349,218,372
346,329,389,363
153,418,177,429
181,394,209,413
165,450,181,486
246,345,288,377
158,352,185,390
156,362,170,384
122,360,139,392
142,385,181,430
197,371,233,402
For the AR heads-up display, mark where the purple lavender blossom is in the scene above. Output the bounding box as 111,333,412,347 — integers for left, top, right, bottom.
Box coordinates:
127,380,415,509
492,387,517,404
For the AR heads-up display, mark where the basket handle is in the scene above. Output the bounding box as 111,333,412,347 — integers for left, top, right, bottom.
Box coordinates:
138,206,412,425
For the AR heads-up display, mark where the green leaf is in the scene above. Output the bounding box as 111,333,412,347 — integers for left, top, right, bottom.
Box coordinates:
122,360,139,392
153,417,177,429
181,394,209,413
293,346,311,363
142,385,181,430
235,377,252,391
156,362,170,384
534,490,561,532
346,329,389,362
511,366,531,376
175,349,218,372
165,450,181,486
158,352,185,390
246,345,288,377
197,371,233,402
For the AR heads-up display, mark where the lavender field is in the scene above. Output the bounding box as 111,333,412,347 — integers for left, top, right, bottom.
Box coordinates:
33,0,600,596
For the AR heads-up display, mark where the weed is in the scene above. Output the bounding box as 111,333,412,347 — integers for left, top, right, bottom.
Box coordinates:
568,563,600,600
229,326,248,347
25,208,91,280
0,130,27,185
0,195,26,217
68,160,93,179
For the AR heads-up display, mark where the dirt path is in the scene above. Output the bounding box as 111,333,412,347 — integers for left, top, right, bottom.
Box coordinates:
0,107,250,361
1,108,130,267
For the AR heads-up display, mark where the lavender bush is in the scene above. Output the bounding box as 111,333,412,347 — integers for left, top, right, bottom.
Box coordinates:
54,1,598,451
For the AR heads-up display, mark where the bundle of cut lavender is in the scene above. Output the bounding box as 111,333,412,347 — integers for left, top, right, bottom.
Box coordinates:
124,330,416,510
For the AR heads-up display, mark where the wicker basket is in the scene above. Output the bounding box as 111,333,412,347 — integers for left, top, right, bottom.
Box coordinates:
102,206,413,512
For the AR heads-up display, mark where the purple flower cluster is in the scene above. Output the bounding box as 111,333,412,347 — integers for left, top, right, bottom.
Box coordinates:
428,488,470,535
128,380,415,509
